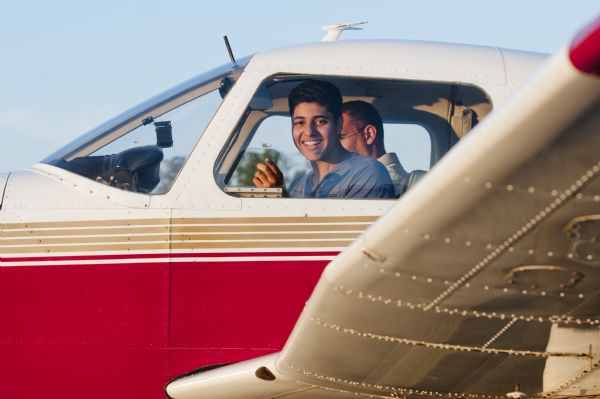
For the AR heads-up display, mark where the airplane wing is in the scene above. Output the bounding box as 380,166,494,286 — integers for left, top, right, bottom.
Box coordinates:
166,19,600,399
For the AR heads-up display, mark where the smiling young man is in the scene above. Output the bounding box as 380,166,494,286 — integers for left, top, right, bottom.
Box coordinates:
253,80,394,199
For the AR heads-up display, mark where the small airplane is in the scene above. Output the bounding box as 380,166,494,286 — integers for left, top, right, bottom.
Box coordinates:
1,18,599,399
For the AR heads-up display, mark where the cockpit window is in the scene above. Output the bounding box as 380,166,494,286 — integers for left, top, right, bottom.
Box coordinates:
84,90,223,194
216,75,492,199
384,124,432,171
42,61,245,194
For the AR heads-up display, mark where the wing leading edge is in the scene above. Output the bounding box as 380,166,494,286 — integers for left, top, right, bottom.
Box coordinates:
167,20,600,399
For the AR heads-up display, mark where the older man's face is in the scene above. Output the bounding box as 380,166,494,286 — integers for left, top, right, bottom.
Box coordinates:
340,112,370,157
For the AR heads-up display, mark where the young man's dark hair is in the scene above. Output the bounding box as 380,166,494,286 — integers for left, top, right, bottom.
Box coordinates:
288,79,343,119
342,100,385,144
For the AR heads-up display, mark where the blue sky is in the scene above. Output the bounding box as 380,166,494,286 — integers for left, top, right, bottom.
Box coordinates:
1,0,598,172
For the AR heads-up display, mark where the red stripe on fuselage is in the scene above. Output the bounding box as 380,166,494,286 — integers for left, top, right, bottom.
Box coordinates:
1,251,341,264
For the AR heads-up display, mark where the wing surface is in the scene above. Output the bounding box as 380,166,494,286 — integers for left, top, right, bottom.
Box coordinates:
167,20,600,399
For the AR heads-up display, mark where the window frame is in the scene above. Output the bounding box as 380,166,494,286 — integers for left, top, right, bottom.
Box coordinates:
217,74,489,198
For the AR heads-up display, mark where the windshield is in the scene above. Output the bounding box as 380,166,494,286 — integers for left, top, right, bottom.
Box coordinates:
41,58,249,194
43,59,247,163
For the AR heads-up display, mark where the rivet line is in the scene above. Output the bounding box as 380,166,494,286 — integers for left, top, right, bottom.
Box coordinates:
329,284,600,326
353,268,585,300
281,361,504,399
424,163,600,310
481,319,518,348
306,314,592,358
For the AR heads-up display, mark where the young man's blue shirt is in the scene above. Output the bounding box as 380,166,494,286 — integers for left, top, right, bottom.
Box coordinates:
288,152,394,199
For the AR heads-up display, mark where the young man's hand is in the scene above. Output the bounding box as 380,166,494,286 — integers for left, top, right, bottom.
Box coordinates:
253,158,284,188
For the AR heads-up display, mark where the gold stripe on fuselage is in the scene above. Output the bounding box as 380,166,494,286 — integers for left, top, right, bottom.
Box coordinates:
1,232,361,246
0,223,368,238
0,216,375,254
1,226,171,238
1,240,354,254
1,216,377,231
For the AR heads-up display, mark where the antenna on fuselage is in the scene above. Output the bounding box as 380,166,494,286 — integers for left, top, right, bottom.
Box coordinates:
223,35,237,66
321,21,368,41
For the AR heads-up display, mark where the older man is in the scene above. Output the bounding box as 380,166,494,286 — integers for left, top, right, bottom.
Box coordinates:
340,100,408,196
